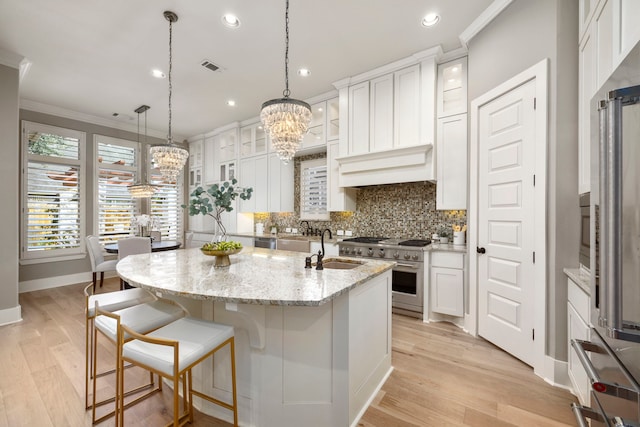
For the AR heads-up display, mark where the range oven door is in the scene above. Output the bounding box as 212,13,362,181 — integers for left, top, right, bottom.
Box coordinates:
391,261,423,315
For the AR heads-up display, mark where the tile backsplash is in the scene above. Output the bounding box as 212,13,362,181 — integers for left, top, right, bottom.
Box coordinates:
255,154,467,239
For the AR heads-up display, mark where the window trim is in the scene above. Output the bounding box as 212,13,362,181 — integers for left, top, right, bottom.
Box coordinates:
20,120,86,262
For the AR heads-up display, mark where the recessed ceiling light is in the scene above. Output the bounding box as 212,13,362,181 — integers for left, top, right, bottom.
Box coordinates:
422,13,440,27
151,69,166,79
451,67,459,73
227,100,236,107
298,68,311,77
222,14,240,28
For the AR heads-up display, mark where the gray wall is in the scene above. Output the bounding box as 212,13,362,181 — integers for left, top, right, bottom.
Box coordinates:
0,64,20,313
18,110,171,283
468,0,579,360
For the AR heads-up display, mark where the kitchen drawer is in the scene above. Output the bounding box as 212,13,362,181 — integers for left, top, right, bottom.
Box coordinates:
431,252,464,269
568,278,590,323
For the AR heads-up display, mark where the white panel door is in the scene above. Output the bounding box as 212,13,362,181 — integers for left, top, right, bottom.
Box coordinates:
436,113,468,210
393,65,421,148
478,79,536,366
348,81,370,155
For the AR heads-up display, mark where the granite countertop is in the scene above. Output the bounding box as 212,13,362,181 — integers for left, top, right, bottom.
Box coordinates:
564,267,591,295
116,247,394,306
427,243,468,253
197,231,342,244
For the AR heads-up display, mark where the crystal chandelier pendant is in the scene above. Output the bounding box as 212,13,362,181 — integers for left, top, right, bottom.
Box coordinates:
128,183,157,198
260,0,311,163
261,97,311,164
152,10,189,182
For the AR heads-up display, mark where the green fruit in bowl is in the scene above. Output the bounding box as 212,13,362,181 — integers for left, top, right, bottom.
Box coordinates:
201,241,242,251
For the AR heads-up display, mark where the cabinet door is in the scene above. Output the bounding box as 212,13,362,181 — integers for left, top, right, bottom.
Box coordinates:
369,74,394,152
203,136,216,184
430,266,464,317
328,142,356,212
348,81,370,155
594,0,613,89
326,97,340,141
268,153,294,212
394,65,421,148
613,0,640,69
189,139,203,169
436,114,467,210
301,102,326,150
437,57,467,118
240,125,253,158
568,302,591,405
239,156,268,212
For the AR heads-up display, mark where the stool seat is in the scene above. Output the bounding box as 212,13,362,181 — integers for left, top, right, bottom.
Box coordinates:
123,317,234,376
87,287,154,318
95,299,185,341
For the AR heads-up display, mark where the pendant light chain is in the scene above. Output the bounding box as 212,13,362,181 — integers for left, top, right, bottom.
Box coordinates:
283,0,290,98
167,16,173,144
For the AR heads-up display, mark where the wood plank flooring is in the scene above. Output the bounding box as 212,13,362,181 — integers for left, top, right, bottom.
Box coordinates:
0,278,578,426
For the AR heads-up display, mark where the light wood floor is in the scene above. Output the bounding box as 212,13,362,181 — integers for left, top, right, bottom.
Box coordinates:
0,277,578,426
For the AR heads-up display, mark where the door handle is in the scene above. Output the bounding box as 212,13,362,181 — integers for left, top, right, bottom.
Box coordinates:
476,246,486,254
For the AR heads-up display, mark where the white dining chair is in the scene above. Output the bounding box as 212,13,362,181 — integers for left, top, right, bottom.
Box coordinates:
86,235,118,292
117,237,151,289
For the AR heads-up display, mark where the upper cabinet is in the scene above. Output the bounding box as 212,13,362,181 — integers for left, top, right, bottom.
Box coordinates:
188,138,203,189
240,122,268,158
334,47,441,187
297,96,340,155
436,57,467,118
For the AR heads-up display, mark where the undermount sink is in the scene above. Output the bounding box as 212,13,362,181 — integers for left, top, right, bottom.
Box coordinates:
318,258,364,270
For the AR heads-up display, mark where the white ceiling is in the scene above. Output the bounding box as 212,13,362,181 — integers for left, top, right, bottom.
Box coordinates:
0,0,494,140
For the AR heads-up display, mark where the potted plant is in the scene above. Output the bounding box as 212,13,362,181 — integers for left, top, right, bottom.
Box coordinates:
182,178,253,242
437,226,451,244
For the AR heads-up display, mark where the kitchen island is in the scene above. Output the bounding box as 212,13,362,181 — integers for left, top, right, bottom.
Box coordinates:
116,247,395,427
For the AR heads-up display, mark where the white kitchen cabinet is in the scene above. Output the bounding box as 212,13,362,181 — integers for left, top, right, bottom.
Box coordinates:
348,81,370,155
437,57,467,119
430,252,465,317
240,122,268,158
394,65,421,148
369,73,394,152
214,128,238,183
567,277,591,406
239,155,268,213
327,97,340,142
328,142,356,212
612,0,640,70
579,27,595,195
268,153,294,212
300,102,327,152
189,138,203,189
203,135,215,184
436,114,467,210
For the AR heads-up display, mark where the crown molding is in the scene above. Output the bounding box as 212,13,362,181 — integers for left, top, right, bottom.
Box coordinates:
19,98,185,141
0,48,24,69
459,0,514,48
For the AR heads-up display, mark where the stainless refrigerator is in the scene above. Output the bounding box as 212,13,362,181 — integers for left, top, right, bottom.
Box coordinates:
571,65,640,424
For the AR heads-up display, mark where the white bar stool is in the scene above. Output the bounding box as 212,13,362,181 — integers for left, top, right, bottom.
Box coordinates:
119,317,238,426
84,283,156,410
92,298,187,425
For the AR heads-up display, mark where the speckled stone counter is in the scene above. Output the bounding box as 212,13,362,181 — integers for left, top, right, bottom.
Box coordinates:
564,267,591,295
427,243,468,253
116,246,394,306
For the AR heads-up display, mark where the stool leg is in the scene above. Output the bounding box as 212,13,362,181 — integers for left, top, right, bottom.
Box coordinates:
99,271,105,288
230,338,238,427
92,272,97,293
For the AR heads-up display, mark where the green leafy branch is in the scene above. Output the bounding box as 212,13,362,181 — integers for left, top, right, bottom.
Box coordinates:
182,178,253,238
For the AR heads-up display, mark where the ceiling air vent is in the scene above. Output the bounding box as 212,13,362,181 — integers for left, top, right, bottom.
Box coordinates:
201,60,221,72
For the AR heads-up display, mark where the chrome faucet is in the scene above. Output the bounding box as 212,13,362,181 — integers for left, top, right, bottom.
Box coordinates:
320,229,332,257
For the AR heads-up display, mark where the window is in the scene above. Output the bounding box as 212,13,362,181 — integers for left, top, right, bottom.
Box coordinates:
21,121,86,262
149,151,183,241
300,158,329,220
94,135,138,244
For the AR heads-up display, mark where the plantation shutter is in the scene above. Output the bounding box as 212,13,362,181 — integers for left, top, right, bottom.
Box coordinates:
96,137,137,244
149,153,183,241
300,158,329,220
22,121,85,260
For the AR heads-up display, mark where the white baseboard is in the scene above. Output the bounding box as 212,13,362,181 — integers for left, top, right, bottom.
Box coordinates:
19,271,118,293
0,305,22,326
541,355,572,391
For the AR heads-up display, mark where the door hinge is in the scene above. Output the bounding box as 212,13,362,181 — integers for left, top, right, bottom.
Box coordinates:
532,329,535,340
533,174,536,186
534,97,537,110
533,251,536,263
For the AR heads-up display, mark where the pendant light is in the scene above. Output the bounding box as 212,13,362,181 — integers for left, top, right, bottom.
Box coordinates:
260,0,312,164
149,11,189,182
128,105,158,198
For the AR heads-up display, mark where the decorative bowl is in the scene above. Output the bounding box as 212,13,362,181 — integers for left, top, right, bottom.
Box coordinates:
200,247,242,268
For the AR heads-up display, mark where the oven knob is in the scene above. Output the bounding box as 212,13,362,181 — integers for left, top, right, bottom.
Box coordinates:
356,248,362,255
378,249,385,258
411,254,419,261
393,251,400,259
367,249,374,256
403,253,410,260
344,247,351,255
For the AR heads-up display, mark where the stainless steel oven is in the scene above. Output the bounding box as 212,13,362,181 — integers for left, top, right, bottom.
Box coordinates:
338,237,429,318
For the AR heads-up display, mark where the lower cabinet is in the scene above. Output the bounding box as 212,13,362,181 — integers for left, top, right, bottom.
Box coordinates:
567,277,591,405
430,251,465,317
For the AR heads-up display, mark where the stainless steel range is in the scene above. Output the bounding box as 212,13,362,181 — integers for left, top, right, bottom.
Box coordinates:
338,237,431,318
